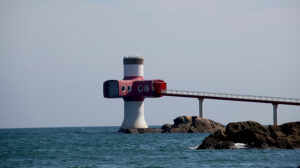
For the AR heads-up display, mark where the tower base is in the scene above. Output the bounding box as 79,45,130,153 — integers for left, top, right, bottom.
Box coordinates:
120,100,148,129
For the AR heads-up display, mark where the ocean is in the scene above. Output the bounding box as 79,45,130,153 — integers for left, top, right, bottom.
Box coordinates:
1,126,299,168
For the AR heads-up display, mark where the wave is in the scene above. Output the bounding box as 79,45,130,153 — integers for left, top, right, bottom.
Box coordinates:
188,146,199,150
233,143,247,149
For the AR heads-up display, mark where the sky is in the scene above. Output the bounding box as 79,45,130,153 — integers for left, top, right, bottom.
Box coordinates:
0,0,300,128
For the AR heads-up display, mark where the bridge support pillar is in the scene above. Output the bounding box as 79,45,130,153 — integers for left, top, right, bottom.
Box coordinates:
272,103,278,126
198,98,204,118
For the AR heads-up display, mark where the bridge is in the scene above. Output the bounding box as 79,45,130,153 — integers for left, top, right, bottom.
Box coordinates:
161,89,300,125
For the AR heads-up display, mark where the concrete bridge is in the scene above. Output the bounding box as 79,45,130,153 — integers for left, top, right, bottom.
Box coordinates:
161,89,300,125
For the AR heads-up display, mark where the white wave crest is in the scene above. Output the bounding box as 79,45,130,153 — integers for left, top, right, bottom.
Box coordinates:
188,146,199,150
233,143,247,149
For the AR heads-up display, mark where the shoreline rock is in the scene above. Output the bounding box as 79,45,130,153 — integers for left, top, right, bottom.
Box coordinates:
119,116,225,134
161,116,225,133
197,121,300,149
119,128,162,134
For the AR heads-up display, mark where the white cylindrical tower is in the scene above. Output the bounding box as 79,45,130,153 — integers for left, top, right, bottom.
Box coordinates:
120,56,148,129
123,56,144,79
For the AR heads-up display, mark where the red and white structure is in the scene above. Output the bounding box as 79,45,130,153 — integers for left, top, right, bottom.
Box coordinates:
104,56,300,127
103,56,166,130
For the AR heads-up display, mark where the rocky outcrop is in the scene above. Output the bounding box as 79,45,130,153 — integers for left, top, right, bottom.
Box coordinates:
119,128,162,134
161,116,225,133
118,116,224,134
198,121,300,149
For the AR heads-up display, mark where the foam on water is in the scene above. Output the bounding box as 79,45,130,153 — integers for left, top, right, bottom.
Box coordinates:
188,146,199,150
233,143,247,149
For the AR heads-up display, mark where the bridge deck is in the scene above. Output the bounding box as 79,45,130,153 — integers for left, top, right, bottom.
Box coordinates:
161,89,300,106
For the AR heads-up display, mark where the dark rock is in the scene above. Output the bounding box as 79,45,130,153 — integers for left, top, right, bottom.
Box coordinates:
268,122,300,149
119,116,225,134
224,121,271,148
163,116,225,133
198,129,234,149
192,117,225,133
161,124,172,131
119,128,162,134
173,116,192,125
197,121,300,149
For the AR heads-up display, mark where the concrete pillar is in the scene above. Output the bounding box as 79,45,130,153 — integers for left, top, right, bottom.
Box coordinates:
121,100,148,129
272,103,278,126
199,98,204,118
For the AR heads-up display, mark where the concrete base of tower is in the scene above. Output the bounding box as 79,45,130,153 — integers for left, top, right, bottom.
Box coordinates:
120,100,148,129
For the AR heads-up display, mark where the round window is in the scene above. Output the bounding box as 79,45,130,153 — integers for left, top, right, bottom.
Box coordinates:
138,85,143,92
127,86,132,92
121,86,126,92
144,85,149,92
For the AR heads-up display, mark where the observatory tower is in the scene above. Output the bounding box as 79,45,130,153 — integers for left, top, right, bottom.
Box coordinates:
103,56,167,130
121,56,147,129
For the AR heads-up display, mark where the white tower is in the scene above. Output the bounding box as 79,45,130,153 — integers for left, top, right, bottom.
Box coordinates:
120,56,148,130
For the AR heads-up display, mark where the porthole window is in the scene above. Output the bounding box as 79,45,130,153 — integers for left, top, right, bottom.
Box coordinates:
144,85,150,92
121,86,126,92
138,85,143,92
127,86,132,92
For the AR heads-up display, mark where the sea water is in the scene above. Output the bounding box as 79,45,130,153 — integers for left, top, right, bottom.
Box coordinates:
1,127,299,168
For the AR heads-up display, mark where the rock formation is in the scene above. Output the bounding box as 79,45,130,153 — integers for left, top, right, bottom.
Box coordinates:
161,116,225,133
198,121,300,149
119,116,225,134
119,128,162,134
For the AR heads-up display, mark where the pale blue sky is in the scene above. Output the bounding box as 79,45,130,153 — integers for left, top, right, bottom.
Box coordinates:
1,0,300,128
